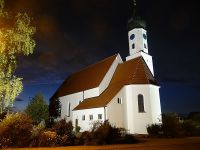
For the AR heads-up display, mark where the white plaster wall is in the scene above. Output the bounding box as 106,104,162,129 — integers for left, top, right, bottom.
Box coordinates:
128,28,148,55
102,84,161,135
84,87,99,99
149,85,162,123
59,91,84,122
73,107,105,131
99,54,122,94
126,51,154,76
124,84,161,134
106,87,126,128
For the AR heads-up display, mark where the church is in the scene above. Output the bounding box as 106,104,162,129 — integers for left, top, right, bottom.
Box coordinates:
49,2,162,134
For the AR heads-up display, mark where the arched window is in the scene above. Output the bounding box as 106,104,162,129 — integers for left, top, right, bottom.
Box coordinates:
138,94,145,112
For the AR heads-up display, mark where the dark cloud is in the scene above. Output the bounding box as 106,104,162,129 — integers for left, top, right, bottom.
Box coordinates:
15,98,24,102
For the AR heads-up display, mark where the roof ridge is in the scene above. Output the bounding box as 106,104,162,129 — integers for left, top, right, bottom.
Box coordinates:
139,57,157,84
68,54,118,77
132,57,141,79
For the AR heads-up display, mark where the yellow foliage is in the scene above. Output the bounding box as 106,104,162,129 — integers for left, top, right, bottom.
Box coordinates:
0,0,36,113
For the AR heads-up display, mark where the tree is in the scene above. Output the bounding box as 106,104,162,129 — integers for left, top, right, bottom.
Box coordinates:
25,93,49,123
0,0,36,113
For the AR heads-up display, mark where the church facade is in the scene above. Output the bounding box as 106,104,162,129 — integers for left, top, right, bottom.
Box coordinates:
49,6,162,134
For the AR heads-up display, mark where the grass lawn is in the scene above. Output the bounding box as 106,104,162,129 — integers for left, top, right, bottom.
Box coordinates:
4,137,200,150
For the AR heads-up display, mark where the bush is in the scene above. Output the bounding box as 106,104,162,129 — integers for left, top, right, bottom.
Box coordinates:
52,119,75,146
0,113,33,148
78,120,137,145
78,131,93,145
93,120,121,144
39,131,57,147
162,113,184,137
45,117,55,128
147,113,200,137
147,124,162,137
30,130,57,147
182,120,200,136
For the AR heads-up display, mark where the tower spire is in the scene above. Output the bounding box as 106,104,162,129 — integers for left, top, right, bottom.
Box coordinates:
128,0,146,30
126,0,154,75
133,0,137,17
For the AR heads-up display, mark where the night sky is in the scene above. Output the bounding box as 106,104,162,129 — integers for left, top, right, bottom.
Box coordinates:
5,0,200,114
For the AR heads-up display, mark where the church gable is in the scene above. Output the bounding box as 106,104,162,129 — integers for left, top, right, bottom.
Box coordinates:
74,57,158,110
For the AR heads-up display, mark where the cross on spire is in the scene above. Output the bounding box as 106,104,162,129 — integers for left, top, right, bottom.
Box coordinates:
133,0,137,17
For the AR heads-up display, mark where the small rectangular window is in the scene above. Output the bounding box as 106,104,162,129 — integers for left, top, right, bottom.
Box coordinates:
98,114,102,120
117,98,122,104
82,115,85,121
89,115,93,120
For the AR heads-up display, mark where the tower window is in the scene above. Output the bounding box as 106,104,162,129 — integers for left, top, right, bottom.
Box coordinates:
130,34,135,40
132,43,135,49
138,94,145,113
143,33,147,40
144,44,147,49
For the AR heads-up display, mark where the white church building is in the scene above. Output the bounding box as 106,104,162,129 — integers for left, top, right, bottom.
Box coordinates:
49,4,162,134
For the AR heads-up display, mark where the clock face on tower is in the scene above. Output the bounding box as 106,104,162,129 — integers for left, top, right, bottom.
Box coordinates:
130,34,135,40
143,33,147,40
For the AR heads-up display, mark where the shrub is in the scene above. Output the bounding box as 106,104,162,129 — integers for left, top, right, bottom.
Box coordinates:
0,113,33,148
45,117,55,128
182,120,200,136
38,130,57,147
52,119,75,146
147,124,162,137
93,120,121,144
78,120,137,145
78,131,93,145
30,127,57,147
162,113,184,137
30,121,46,144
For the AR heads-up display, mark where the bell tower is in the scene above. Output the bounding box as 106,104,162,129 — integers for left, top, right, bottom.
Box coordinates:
126,0,154,75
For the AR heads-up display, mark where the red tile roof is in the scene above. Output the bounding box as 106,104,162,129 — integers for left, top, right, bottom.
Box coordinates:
74,57,158,110
54,54,118,97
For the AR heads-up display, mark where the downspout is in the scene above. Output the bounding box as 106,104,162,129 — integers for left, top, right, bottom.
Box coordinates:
104,106,107,121
83,91,84,101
